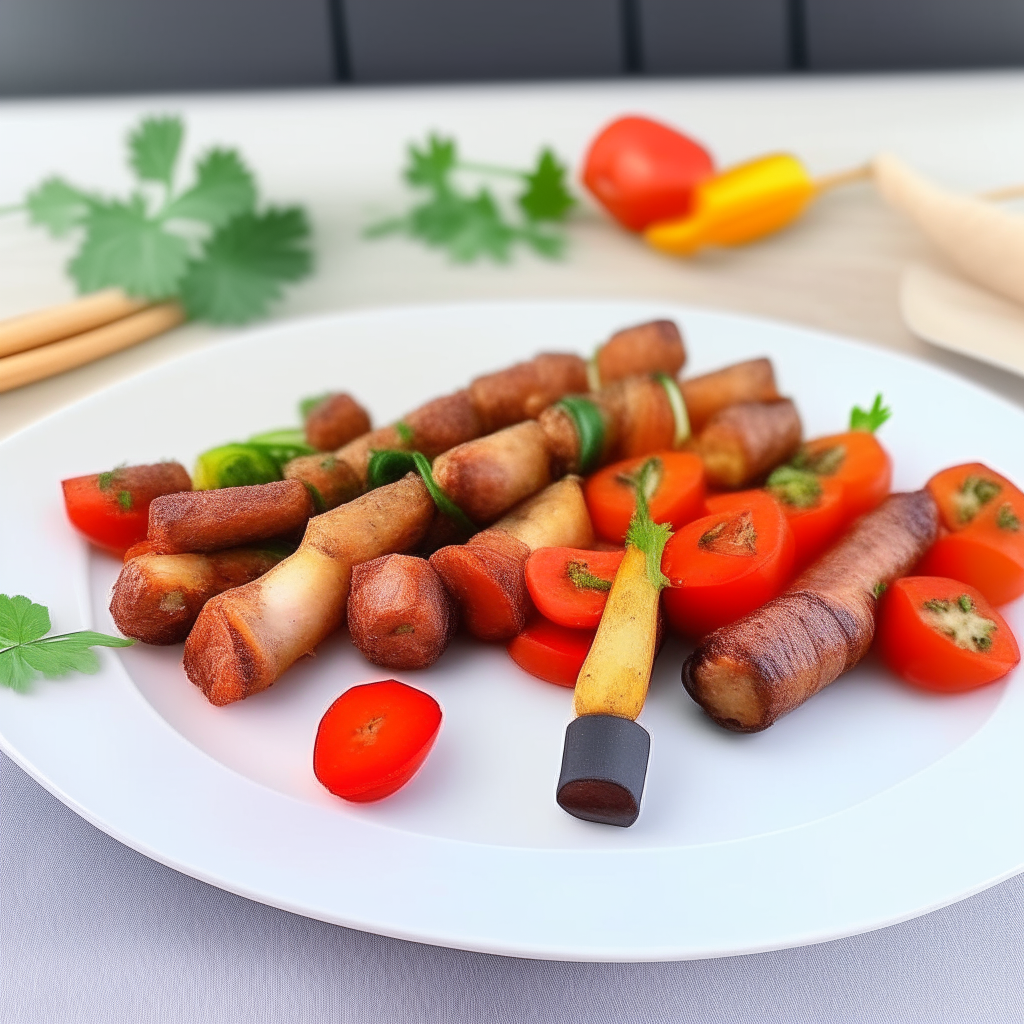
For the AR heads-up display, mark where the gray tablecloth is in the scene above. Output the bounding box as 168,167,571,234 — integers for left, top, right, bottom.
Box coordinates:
3,752,1022,1024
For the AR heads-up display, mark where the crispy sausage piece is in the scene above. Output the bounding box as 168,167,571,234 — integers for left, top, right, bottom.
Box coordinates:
431,477,594,641
697,398,802,490
432,420,553,525
304,393,372,451
110,545,290,645
680,358,779,435
595,320,685,385
148,480,314,554
347,555,457,669
283,452,362,511
469,353,589,433
183,473,436,706
683,490,939,732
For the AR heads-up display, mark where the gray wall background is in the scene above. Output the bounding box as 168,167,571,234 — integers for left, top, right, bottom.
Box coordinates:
0,0,1023,95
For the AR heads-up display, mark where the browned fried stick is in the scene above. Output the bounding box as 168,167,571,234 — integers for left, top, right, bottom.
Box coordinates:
303,393,372,451
183,473,436,706
696,398,802,489
347,555,457,669
147,479,314,554
682,490,939,732
680,357,778,435
110,544,291,645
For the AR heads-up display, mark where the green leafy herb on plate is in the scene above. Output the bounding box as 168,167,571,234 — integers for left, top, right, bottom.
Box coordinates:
0,594,133,692
3,115,313,324
367,133,576,263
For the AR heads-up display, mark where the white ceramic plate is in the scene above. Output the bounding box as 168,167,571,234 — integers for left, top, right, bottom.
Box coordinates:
2,300,1023,962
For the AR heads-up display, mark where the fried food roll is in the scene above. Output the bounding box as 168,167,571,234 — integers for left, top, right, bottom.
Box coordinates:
697,398,802,490
183,474,436,706
683,490,939,732
680,358,778,435
148,480,314,554
110,544,291,645
282,453,362,511
431,477,595,641
469,353,589,433
303,393,372,451
594,320,685,386
347,554,457,669
431,420,554,525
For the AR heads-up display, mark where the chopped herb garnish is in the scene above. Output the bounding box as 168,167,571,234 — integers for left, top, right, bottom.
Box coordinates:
616,456,663,503
792,444,846,476
873,581,887,599
955,475,1001,524
849,394,891,433
566,560,613,592
366,133,574,263
0,594,133,692
116,490,133,511
996,502,1021,531
97,471,115,490
767,464,822,508
395,421,415,444
921,594,996,652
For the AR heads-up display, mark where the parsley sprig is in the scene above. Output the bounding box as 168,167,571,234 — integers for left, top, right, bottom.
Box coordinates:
366,134,575,263
0,594,133,692
6,115,313,324
850,393,892,433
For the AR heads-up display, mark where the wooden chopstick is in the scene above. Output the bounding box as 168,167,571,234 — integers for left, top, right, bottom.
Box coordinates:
0,301,186,394
0,288,150,360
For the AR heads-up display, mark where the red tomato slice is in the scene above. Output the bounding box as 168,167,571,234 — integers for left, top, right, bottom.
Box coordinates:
581,116,715,232
507,618,596,688
800,431,891,524
62,461,192,556
876,577,1020,692
764,474,846,570
585,451,705,545
313,680,443,802
919,463,1024,605
663,491,795,636
525,547,624,629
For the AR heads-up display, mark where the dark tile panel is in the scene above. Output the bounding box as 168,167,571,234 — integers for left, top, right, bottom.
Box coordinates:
806,0,1024,70
637,0,791,75
343,0,625,82
0,0,335,97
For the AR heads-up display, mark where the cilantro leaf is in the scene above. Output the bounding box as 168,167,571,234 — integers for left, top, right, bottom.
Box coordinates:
412,188,516,262
518,148,575,222
68,197,190,299
405,135,457,190
26,178,97,237
129,115,183,188
0,595,133,693
850,394,892,433
0,594,50,646
178,207,312,324
163,148,257,228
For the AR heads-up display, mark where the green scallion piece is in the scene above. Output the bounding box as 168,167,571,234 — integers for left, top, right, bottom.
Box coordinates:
556,396,605,474
654,371,690,448
366,449,476,537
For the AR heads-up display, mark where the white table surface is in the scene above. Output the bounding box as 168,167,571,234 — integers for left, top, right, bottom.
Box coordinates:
3,72,1024,1022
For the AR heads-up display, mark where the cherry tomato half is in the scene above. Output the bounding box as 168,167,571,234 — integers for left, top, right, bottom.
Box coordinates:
313,680,442,802
507,618,596,688
799,431,891,525
585,451,705,545
876,577,1020,692
662,490,794,636
581,116,715,232
764,471,846,570
61,461,192,556
525,547,624,629
919,463,1024,606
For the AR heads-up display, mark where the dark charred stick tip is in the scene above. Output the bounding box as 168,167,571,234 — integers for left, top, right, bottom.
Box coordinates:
556,715,651,827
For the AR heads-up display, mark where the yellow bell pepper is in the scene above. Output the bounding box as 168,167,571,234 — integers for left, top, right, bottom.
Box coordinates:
644,153,816,256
